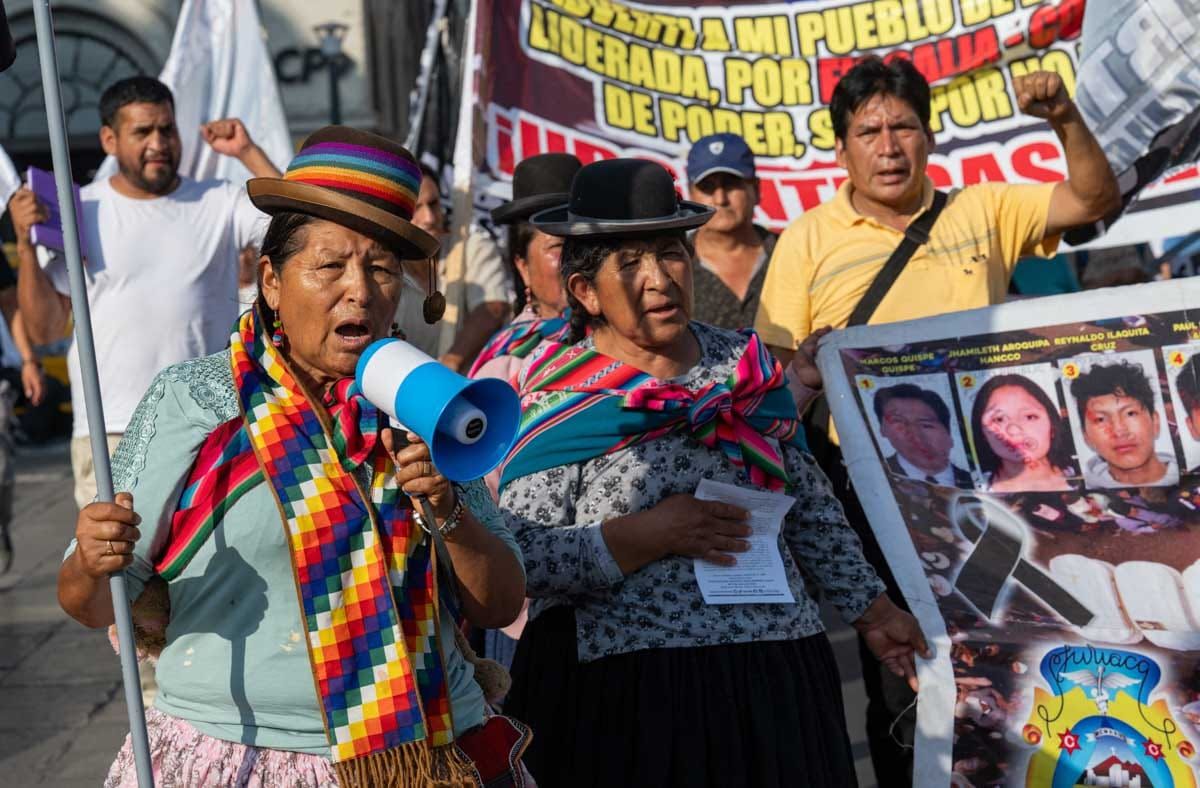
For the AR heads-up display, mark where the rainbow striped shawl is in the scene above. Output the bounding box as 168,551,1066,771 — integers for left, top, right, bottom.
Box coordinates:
499,329,807,493
467,313,571,381
159,309,469,787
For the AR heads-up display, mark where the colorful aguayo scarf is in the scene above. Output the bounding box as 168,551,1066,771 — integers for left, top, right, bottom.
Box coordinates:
499,329,807,492
161,309,473,786
467,313,571,379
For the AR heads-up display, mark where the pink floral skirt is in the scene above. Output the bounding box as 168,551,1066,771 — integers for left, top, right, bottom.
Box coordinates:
105,707,537,787
105,708,338,788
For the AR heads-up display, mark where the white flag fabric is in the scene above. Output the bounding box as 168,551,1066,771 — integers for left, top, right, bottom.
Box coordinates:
1067,0,1200,247
1076,0,1200,178
94,0,292,183
0,143,19,212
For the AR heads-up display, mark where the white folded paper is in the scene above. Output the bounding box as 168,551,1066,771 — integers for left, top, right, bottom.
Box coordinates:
692,479,796,605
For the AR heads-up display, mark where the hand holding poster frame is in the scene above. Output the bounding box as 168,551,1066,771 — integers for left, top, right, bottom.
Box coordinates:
819,278,1200,787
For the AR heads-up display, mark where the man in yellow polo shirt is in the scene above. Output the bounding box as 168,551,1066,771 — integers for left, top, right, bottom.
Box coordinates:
754,56,1118,786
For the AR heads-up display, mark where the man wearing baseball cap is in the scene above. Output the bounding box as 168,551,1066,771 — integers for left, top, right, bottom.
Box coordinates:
686,132,776,331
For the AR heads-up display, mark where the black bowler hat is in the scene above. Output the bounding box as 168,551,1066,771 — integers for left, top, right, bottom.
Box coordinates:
490,153,583,225
530,159,713,238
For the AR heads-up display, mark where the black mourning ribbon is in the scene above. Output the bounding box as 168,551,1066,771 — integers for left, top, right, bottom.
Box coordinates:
948,494,1094,627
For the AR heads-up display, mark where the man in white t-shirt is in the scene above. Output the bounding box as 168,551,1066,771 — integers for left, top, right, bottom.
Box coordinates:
11,76,282,508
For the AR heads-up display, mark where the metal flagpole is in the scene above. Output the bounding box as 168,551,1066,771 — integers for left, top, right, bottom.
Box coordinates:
30,2,154,786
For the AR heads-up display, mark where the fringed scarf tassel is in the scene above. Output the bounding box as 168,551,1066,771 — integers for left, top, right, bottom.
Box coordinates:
333,742,477,788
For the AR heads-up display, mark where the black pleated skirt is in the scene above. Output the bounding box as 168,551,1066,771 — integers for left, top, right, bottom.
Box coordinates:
504,606,858,788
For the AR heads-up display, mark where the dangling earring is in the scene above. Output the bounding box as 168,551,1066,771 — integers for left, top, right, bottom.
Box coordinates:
524,286,535,314
422,256,446,324
271,316,284,347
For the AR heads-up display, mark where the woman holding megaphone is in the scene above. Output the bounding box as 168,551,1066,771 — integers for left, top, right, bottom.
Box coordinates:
57,128,531,787
497,158,930,787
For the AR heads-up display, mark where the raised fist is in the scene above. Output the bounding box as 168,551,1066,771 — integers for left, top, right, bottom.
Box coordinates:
1013,71,1075,124
201,118,254,158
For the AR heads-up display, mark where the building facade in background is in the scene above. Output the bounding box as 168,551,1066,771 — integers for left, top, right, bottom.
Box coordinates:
0,0,461,182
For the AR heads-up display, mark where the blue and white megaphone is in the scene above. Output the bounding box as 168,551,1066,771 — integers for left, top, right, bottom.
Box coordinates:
354,338,520,482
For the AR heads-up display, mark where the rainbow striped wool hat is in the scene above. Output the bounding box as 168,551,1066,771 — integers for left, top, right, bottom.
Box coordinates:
247,126,439,260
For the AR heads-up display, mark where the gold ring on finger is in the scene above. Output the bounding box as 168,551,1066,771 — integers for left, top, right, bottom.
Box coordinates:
106,540,116,556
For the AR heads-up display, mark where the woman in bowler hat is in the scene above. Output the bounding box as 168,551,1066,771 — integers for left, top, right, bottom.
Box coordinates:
59,127,531,787
469,152,583,670
497,158,929,787
469,153,581,383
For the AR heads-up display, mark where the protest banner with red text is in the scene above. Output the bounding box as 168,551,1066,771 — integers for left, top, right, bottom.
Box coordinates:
461,0,1200,247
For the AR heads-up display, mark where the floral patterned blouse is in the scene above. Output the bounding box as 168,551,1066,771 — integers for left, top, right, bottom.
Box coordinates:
499,322,886,663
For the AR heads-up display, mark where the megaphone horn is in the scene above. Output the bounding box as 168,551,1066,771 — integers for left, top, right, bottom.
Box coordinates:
355,338,520,482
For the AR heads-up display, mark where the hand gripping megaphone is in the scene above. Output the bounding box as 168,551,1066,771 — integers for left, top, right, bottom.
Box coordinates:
354,338,520,482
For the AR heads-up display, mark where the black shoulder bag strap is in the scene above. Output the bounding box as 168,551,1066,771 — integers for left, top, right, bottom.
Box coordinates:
803,190,948,470
845,190,948,327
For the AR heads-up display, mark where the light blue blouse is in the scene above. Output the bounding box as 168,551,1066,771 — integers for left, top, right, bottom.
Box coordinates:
65,351,521,755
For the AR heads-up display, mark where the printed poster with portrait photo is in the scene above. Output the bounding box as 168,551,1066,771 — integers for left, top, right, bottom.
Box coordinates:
855,372,973,489
953,362,1079,494
1164,344,1200,477
818,278,1200,788
1061,350,1181,491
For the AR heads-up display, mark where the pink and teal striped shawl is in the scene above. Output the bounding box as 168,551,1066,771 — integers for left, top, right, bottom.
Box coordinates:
499,329,807,493
467,314,570,381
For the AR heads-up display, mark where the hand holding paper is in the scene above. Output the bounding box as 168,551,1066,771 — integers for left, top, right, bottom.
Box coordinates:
599,492,751,577
652,493,752,567
789,325,832,390
7,187,48,247
692,479,797,605
23,167,86,257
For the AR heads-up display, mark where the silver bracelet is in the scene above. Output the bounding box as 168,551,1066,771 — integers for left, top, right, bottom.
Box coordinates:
414,495,465,538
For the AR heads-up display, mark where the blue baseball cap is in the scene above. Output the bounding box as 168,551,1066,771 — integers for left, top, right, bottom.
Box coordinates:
686,133,756,184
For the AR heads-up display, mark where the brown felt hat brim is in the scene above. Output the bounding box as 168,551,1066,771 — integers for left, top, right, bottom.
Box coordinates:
247,179,440,261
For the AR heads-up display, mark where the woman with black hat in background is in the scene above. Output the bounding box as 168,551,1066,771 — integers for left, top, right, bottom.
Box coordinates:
497,158,929,787
468,153,581,384
468,152,581,671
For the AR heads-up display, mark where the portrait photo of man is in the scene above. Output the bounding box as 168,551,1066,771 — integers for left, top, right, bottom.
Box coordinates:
1170,351,1200,475
873,382,972,488
1069,359,1179,489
